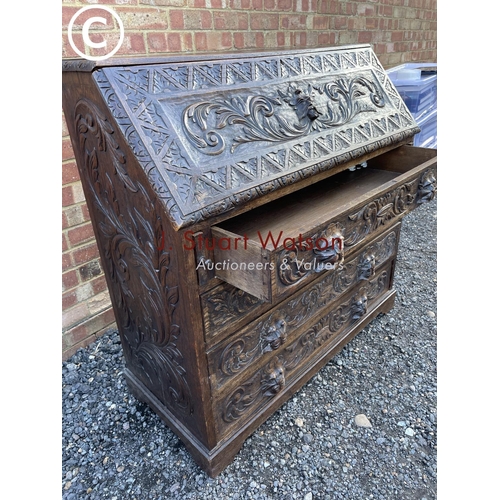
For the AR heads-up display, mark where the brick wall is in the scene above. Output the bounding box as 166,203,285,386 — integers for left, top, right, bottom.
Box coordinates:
61,0,437,360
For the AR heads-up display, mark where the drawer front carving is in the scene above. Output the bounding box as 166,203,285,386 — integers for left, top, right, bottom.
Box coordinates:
211,150,436,302
209,234,398,391
203,224,399,345
275,166,436,290
217,263,392,433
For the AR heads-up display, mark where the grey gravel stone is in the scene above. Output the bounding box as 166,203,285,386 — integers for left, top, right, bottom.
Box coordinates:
354,414,372,428
62,198,437,499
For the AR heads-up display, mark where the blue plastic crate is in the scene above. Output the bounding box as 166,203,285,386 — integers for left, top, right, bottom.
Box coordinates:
386,63,437,123
413,108,437,149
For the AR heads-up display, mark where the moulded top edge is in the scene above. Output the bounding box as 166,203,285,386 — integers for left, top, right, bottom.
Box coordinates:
62,44,373,72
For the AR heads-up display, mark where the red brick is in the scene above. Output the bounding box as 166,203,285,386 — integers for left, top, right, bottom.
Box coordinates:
333,16,348,30
63,205,85,227
214,11,248,30
63,161,80,185
254,32,264,48
63,269,79,291
325,0,340,14
89,32,146,58
342,1,356,15
170,9,212,30
230,0,251,7
63,290,78,311
129,33,146,53
313,15,329,30
63,323,89,349
62,186,74,207
147,32,167,52
117,33,146,55
252,0,263,8
392,31,404,42
63,233,69,253
63,32,85,59
277,0,292,8
264,0,276,8
62,6,114,30
233,32,245,49
68,222,96,247
83,0,139,4
194,32,207,51
140,0,186,4
63,307,116,352
379,5,393,16
62,252,72,272
62,112,69,137
233,32,265,49
250,13,279,30
318,32,334,45
73,242,100,266
62,139,74,162
293,31,307,47
183,33,193,51
358,31,373,43
281,14,307,30
167,33,182,52
295,0,317,11
203,32,232,51
366,17,379,30
357,3,376,16
115,8,167,30
91,275,109,295
170,10,184,29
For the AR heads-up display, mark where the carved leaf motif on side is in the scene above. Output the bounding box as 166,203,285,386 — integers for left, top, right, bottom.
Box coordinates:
74,99,193,415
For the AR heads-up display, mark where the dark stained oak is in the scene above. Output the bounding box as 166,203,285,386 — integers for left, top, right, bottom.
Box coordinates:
62,45,437,477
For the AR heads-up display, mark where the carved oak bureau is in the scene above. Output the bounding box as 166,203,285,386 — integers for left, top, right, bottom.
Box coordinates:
62,44,437,477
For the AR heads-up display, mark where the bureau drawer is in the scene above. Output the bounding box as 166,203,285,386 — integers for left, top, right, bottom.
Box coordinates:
202,223,400,346
211,145,436,302
208,248,397,392
214,260,394,437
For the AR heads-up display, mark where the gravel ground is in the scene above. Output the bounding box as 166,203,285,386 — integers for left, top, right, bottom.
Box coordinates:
62,198,437,500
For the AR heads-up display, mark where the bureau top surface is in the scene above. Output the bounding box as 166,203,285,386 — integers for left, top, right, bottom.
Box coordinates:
64,45,419,230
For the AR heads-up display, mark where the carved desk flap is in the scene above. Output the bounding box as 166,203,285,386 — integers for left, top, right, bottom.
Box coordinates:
74,45,419,229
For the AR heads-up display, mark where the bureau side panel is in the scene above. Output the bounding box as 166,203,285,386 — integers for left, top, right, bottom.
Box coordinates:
62,71,216,450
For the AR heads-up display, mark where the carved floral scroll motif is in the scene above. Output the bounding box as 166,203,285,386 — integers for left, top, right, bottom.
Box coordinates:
277,223,344,287
205,227,397,346
74,99,193,416
182,77,385,156
221,269,390,427
213,232,397,388
274,173,429,286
